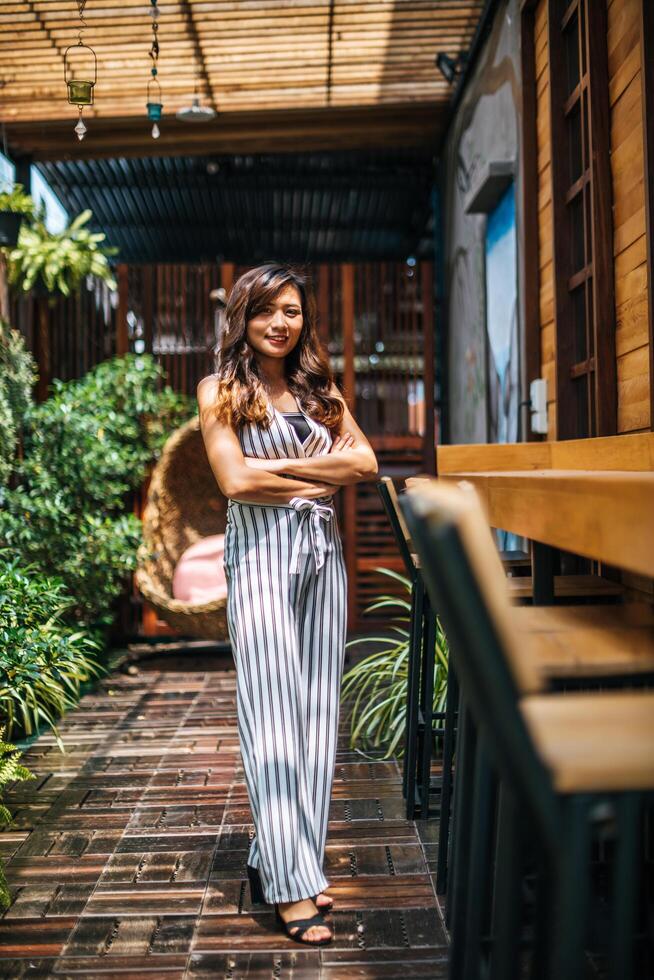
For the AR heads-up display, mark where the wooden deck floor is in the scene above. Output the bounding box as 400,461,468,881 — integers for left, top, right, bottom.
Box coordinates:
0,650,448,978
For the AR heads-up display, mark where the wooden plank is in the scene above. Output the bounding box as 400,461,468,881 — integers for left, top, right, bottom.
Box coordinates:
440,469,654,576
642,0,654,432
420,261,436,472
437,442,552,473
520,3,542,440
341,263,358,629
437,432,654,472
588,0,617,436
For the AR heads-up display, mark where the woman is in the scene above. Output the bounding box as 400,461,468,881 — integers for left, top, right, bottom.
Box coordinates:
197,263,378,946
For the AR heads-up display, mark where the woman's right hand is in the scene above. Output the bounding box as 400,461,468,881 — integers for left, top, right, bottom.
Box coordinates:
329,432,355,453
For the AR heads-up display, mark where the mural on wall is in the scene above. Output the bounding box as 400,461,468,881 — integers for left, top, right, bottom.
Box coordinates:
443,0,521,444
485,182,519,442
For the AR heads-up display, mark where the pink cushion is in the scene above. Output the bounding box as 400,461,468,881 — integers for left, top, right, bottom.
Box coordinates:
172,534,228,605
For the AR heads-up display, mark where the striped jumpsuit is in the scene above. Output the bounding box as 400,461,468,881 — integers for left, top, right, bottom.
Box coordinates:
222,399,348,904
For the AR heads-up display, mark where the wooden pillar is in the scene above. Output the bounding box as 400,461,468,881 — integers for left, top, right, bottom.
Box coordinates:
519,0,542,441
0,253,9,323
421,261,436,474
220,262,235,293
116,263,129,356
341,263,358,629
642,0,654,430
35,297,50,402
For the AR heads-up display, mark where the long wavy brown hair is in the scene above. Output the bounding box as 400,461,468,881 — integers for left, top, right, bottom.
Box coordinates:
209,263,345,434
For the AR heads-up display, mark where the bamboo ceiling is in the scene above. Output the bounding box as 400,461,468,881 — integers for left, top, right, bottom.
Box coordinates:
1,1,485,159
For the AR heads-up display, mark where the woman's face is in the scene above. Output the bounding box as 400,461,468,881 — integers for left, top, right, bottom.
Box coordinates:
245,284,304,361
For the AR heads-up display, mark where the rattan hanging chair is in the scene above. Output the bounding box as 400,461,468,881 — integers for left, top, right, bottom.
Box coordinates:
135,416,230,640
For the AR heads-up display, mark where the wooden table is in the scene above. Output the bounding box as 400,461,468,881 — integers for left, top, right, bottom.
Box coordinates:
436,469,654,579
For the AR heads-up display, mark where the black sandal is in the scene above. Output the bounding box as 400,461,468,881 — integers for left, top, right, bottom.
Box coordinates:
313,892,334,912
247,865,334,914
275,905,333,945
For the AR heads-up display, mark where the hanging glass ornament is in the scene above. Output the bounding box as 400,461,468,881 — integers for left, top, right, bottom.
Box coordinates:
146,0,163,139
64,2,96,141
146,77,163,139
74,110,87,141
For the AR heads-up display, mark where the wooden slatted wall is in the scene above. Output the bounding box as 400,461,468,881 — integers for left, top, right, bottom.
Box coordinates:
533,0,651,438
535,0,557,436
608,0,650,432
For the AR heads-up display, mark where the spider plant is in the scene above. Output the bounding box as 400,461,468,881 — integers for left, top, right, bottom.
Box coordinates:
341,567,449,760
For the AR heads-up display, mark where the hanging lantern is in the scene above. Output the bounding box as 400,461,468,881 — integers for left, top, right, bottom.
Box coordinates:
146,78,163,139
146,0,163,139
64,2,97,141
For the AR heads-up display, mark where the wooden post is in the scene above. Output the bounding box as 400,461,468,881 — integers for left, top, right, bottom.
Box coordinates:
341,263,358,629
35,297,50,402
519,0,542,441
641,0,654,430
421,261,436,474
220,262,235,294
116,263,129,356
0,254,9,322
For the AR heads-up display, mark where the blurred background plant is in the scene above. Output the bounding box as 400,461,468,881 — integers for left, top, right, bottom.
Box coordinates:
341,568,449,760
0,325,194,739
0,725,34,910
7,209,118,297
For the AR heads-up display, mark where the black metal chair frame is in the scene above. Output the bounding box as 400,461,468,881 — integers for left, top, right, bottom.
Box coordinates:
376,478,456,850
400,486,652,980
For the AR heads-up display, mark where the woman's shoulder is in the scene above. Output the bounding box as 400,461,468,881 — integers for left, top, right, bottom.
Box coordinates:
197,373,220,394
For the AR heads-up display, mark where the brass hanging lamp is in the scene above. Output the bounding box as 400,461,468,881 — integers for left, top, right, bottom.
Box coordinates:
63,1,97,141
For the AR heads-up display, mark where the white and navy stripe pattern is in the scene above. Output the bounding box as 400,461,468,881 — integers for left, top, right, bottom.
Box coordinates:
223,398,348,903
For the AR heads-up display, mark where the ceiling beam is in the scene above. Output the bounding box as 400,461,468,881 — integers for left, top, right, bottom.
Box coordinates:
5,102,440,161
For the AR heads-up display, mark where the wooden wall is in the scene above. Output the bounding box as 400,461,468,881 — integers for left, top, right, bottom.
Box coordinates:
534,0,556,436
533,0,651,437
608,0,650,432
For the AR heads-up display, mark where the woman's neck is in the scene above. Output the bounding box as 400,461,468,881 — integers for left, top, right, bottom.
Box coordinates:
256,358,287,394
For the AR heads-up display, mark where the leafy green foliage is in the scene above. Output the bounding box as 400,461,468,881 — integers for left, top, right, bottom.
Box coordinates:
7,209,118,296
0,497,142,627
0,352,193,743
341,568,449,760
0,183,35,217
0,320,38,489
0,354,194,626
0,725,35,911
0,552,102,741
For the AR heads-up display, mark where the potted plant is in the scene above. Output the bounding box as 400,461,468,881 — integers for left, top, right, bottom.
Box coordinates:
341,568,449,760
7,208,118,298
0,184,35,248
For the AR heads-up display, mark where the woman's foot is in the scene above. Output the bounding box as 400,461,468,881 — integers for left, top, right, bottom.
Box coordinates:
276,898,333,944
314,891,334,911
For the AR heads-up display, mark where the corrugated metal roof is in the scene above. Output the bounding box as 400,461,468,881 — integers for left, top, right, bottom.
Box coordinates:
38,147,435,262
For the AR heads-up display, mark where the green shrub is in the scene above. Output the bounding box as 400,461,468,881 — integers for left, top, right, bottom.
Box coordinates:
0,354,194,626
0,552,102,740
0,726,35,911
0,496,142,626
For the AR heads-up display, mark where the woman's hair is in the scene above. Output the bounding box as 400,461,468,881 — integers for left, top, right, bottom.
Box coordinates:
209,262,344,433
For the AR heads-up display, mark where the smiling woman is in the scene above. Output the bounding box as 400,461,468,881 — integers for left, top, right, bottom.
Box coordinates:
197,262,377,947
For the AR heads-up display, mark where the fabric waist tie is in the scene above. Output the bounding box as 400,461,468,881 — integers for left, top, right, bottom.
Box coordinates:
288,498,334,575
